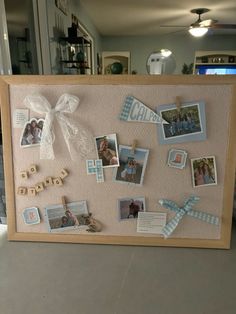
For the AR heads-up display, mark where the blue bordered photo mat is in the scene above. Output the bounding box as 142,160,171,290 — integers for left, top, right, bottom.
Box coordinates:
156,101,206,145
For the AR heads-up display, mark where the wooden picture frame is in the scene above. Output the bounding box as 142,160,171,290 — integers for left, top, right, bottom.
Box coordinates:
0,75,235,248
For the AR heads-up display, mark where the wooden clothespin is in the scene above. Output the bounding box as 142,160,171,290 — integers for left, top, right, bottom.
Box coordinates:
175,96,182,112
62,196,67,212
131,140,137,155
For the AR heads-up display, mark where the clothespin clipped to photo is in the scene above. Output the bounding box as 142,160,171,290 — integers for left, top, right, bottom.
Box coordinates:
175,96,182,112
62,196,67,211
131,140,137,155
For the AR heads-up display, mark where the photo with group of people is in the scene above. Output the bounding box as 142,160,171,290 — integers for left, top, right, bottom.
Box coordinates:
191,156,217,187
21,118,44,147
161,104,202,139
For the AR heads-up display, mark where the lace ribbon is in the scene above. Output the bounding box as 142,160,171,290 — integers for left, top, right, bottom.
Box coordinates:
24,94,94,160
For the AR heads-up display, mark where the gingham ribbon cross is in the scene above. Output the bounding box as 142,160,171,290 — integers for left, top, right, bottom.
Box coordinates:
159,195,219,238
86,159,104,183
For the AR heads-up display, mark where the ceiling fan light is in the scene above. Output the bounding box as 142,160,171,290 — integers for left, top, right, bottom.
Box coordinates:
188,26,208,37
160,49,172,58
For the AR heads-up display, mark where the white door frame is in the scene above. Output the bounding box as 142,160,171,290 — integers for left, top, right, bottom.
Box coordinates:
32,0,52,74
0,0,12,74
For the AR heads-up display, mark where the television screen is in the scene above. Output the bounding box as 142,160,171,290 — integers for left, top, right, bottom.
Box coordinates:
196,64,236,75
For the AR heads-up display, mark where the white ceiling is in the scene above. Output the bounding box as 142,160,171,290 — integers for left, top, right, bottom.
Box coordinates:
80,0,236,36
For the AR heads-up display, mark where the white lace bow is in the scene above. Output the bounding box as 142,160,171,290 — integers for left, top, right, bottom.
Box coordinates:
24,94,94,160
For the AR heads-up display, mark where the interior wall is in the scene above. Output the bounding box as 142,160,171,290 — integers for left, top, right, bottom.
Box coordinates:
47,0,102,74
101,33,236,74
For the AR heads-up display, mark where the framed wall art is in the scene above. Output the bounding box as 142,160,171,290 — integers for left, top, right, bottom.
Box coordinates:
0,75,235,248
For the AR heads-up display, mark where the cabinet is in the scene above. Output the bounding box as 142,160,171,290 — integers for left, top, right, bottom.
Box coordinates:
59,36,93,74
193,50,236,74
102,51,130,74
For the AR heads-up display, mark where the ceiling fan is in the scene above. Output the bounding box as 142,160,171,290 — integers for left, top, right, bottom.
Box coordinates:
161,8,236,37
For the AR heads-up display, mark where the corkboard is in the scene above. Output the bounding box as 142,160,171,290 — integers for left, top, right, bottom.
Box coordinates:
0,75,235,248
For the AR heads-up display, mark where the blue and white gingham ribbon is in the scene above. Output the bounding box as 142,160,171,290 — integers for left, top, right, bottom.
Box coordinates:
86,159,104,183
120,96,134,121
119,95,168,124
159,195,220,238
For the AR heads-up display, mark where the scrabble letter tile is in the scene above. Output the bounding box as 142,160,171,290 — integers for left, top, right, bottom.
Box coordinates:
17,187,27,195
20,171,28,180
59,168,69,179
44,177,53,186
35,182,44,193
29,164,38,174
28,187,37,196
53,177,63,186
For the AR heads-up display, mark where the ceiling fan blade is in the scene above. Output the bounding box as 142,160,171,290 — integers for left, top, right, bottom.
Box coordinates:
159,25,188,28
199,19,217,27
210,23,236,29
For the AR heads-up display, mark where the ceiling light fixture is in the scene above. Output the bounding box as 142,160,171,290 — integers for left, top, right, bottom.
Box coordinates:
160,49,172,57
188,26,208,37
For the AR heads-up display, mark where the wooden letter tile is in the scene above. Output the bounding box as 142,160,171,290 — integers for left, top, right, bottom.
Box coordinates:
59,168,69,179
53,177,63,186
44,177,54,186
17,187,27,195
35,182,44,193
29,164,38,174
28,187,37,196
20,171,28,180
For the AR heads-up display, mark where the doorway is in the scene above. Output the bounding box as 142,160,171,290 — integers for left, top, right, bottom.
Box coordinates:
4,0,40,74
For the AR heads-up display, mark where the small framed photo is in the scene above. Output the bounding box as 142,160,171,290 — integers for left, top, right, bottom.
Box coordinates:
118,197,146,220
156,101,206,145
113,145,149,186
20,118,44,148
45,200,89,232
167,149,187,169
22,207,40,225
95,133,119,168
191,156,217,188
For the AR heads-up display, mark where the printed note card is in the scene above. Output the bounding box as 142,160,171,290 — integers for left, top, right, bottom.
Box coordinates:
137,212,166,234
13,109,29,128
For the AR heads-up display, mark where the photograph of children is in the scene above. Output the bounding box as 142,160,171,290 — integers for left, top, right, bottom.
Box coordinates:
118,197,146,220
191,156,217,188
113,145,149,186
167,149,187,169
95,133,119,167
45,200,89,232
20,118,44,147
156,102,206,145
